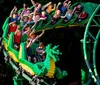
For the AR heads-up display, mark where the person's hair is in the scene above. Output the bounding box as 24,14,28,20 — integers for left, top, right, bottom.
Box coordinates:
39,42,44,46
22,16,29,21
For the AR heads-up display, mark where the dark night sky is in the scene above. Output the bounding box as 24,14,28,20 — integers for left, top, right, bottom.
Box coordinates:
0,0,100,85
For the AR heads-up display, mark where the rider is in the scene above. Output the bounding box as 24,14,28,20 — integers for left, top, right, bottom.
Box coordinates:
14,29,22,50
78,11,88,22
61,6,76,22
23,3,31,16
8,21,17,34
52,9,61,24
26,30,45,62
36,42,45,62
57,0,71,14
9,6,18,23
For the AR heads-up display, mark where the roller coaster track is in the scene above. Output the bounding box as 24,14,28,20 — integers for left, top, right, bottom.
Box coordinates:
1,2,100,85
83,4,100,85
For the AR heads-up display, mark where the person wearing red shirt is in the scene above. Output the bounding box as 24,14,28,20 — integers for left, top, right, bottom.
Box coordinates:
14,30,22,50
8,22,17,33
78,11,88,22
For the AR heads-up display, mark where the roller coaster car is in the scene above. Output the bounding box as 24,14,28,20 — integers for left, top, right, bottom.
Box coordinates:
70,2,98,26
2,25,67,80
34,2,98,30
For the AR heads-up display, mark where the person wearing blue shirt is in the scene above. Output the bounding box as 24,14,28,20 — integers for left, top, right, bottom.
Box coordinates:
57,0,71,14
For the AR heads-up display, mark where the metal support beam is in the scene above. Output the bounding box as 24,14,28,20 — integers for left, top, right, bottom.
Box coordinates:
88,31,96,41
13,74,23,85
93,19,100,28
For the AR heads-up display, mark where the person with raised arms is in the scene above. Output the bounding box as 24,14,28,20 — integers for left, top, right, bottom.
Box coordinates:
26,29,45,62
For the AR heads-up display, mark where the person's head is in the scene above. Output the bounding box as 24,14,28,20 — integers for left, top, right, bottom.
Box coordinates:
82,11,86,14
29,33,36,39
41,11,46,16
28,14,33,19
25,27,31,35
17,25,20,29
63,3,68,7
25,25,30,31
76,4,82,9
23,16,28,23
56,10,61,15
16,30,22,36
12,22,17,26
28,14,33,21
35,15,40,21
12,13,17,19
27,7,30,13
39,42,44,48
67,9,72,14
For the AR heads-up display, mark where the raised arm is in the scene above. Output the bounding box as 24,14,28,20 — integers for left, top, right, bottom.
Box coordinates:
38,30,45,39
29,28,36,36
23,3,26,10
61,12,67,18
32,35,39,43
30,24,36,29
39,17,47,21
14,24,21,34
26,39,32,48
63,0,69,4
52,4,56,11
42,2,52,10
67,1,71,9
9,6,16,17
18,5,26,20
31,0,36,7
15,29,19,35
78,14,83,19
9,21,16,25
27,33,39,48
71,7,76,15
19,10,24,20
56,2,62,9
22,23,28,30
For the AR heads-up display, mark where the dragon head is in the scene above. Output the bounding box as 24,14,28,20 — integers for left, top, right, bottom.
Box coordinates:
45,44,62,62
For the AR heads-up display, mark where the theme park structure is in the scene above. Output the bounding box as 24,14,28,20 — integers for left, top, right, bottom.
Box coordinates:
1,1,100,85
